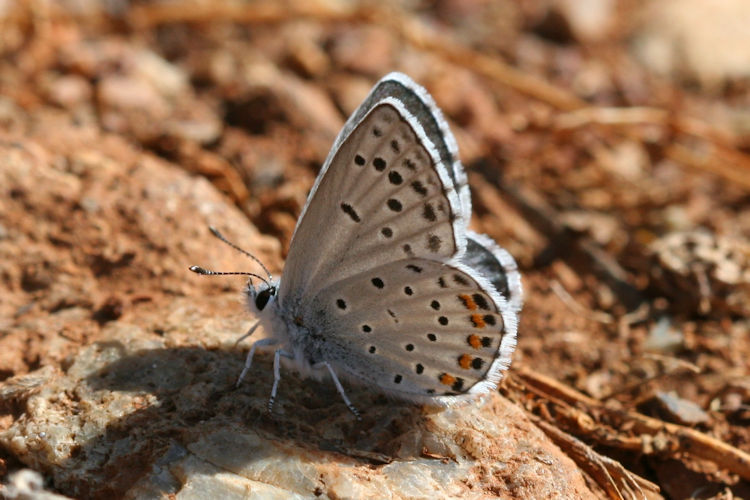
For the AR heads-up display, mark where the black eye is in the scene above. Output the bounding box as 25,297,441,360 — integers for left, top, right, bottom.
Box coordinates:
255,287,275,310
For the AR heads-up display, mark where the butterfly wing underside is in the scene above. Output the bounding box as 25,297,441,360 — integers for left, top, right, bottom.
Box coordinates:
463,232,523,313
277,73,520,399
329,74,471,217
307,258,518,398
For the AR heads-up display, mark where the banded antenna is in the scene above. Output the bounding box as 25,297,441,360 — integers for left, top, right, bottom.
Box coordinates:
189,226,273,286
189,266,271,288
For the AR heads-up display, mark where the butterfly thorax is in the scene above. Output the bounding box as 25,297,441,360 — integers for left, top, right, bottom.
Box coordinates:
245,280,332,376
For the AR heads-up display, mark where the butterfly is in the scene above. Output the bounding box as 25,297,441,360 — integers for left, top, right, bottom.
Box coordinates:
191,72,522,419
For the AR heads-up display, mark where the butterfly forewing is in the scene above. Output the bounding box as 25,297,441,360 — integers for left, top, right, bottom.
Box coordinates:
339,74,471,217
280,100,466,307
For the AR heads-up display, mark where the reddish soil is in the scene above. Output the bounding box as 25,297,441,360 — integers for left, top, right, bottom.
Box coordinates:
2,1,750,498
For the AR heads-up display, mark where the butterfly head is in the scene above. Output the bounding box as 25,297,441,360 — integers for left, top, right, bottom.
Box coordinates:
190,226,279,314
245,278,279,314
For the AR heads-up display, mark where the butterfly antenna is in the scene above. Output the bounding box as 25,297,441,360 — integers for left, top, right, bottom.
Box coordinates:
189,266,270,287
207,226,273,281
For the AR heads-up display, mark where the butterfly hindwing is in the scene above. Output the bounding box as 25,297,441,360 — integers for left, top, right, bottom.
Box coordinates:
303,258,517,398
463,232,523,313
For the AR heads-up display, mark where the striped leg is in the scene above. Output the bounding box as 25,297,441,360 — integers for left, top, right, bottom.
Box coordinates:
236,336,277,387
313,361,361,420
267,349,294,413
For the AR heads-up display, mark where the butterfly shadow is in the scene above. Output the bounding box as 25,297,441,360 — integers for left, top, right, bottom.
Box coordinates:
65,341,431,495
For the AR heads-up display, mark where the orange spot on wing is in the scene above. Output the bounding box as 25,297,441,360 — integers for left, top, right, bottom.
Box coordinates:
468,334,481,349
471,314,486,328
440,373,456,386
459,354,472,369
459,294,477,310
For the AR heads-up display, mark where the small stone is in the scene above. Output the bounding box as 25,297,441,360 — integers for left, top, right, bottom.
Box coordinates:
649,230,750,316
644,317,684,353
632,0,750,89
44,74,92,109
649,391,709,426
0,469,72,500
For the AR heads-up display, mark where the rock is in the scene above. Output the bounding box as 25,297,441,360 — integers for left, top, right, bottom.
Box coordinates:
647,391,710,426
632,0,750,89
1,304,596,498
549,0,617,42
58,40,221,145
0,119,597,498
648,230,750,316
0,469,72,500
42,74,93,110
644,317,684,353
0,117,278,380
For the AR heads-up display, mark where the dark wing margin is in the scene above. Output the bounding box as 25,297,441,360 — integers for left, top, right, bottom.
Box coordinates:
461,231,523,313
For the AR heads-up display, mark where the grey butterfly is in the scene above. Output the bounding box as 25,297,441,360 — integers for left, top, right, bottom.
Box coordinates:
192,72,522,418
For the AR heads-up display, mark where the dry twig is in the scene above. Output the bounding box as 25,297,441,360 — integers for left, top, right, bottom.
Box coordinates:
514,367,750,482
531,415,659,500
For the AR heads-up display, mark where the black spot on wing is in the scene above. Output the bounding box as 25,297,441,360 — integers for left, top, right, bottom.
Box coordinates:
427,234,441,252
472,293,490,310
387,199,403,212
411,180,427,196
423,203,437,222
453,274,470,286
387,308,399,323
340,203,360,222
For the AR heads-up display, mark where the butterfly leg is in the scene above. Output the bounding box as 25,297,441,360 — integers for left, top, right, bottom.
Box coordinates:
267,348,294,414
234,320,261,347
236,335,277,387
312,361,362,420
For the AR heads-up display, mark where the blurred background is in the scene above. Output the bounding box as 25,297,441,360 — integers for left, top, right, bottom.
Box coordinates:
1,1,750,498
